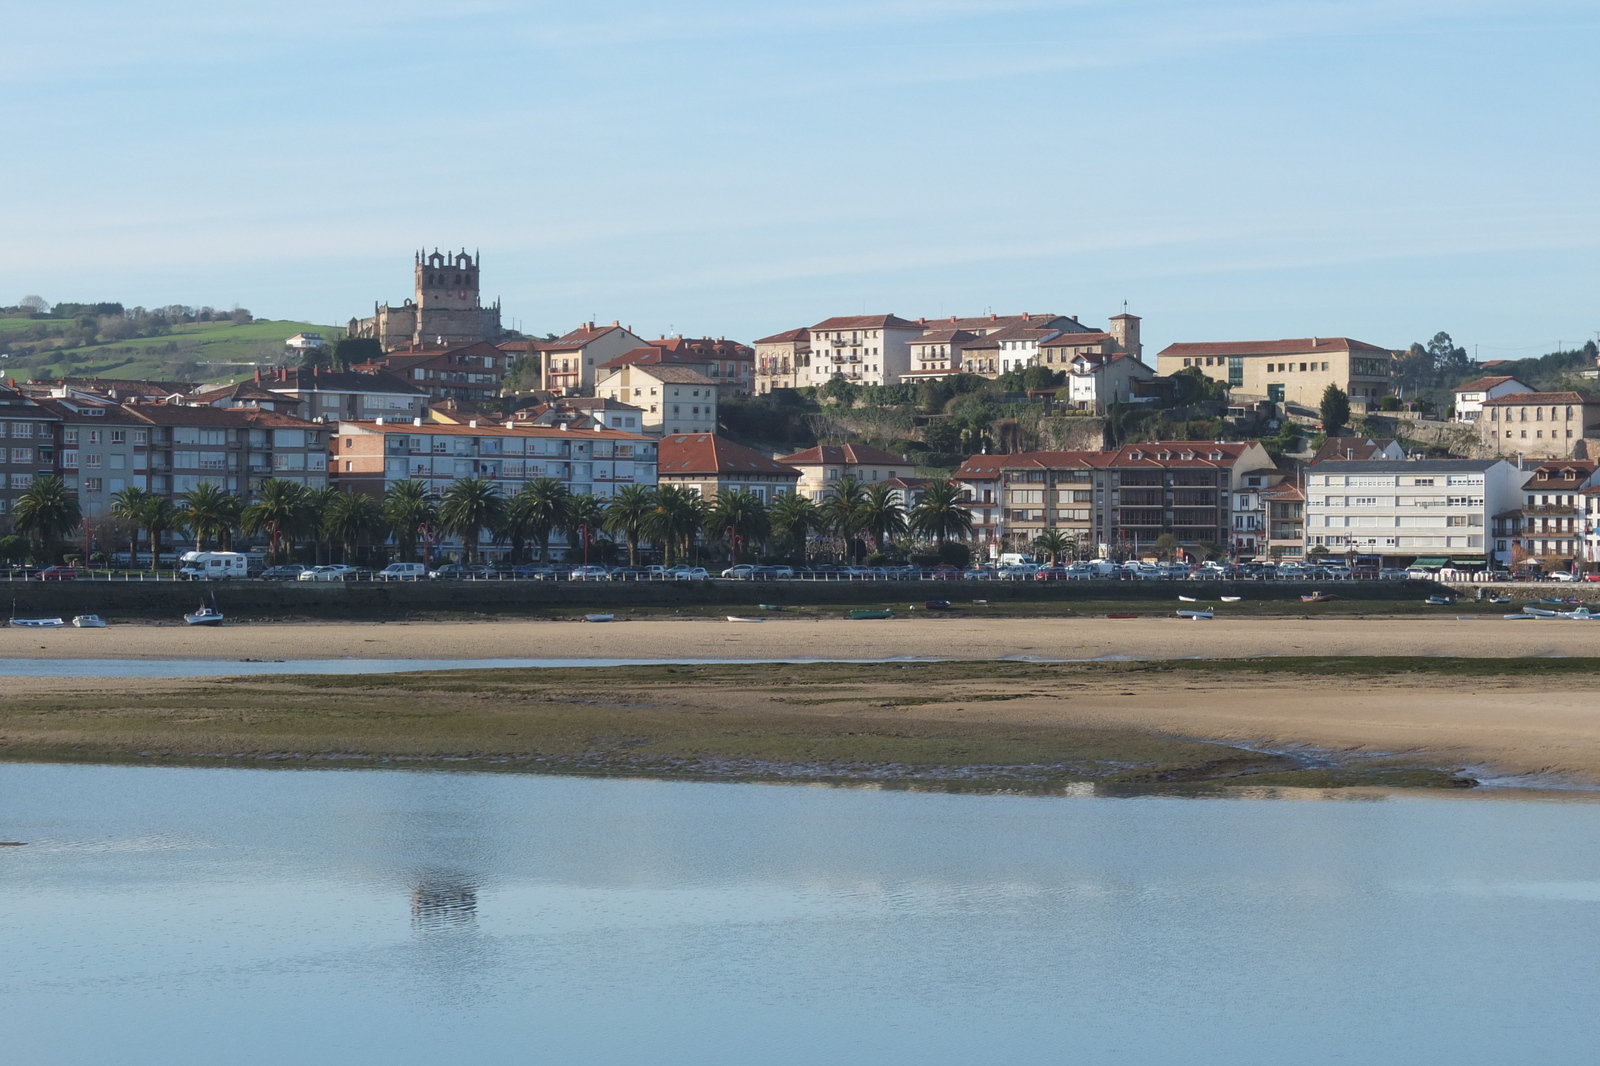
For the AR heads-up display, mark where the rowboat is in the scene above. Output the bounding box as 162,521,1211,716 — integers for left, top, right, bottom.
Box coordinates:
71,614,107,628
584,613,615,623
726,615,764,623
848,609,894,620
1176,609,1214,620
1301,592,1335,603
1504,613,1537,620
11,617,64,628
1424,595,1455,606
758,604,784,612
1178,595,1197,602
1220,596,1242,603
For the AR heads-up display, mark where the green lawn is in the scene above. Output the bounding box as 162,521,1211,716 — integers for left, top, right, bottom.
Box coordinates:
1,318,342,383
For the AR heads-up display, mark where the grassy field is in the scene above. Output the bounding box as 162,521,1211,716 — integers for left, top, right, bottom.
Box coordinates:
0,659,1506,792
0,319,341,383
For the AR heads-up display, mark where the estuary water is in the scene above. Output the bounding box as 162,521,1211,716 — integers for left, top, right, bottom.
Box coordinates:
2,763,1597,1065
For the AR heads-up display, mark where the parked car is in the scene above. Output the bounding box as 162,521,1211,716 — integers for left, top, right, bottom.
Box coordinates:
1378,568,1408,581
667,566,709,580
1550,571,1579,582
429,564,489,580
376,562,428,581
259,564,307,581
721,565,758,580
607,567,645,581
569,565,609,581
298,564,358,582
34,565,80,581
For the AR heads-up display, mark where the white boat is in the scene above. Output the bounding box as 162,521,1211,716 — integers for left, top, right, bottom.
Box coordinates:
1220,596,1242,603
584,613,615,623
184,607,224,626
71,614,107,628
1504,613,1536,620
726,615,765,623
1176,609,1214,620
1558,607,1600,620
1523,606,1560,618
1178,595,1197,602
11,617,64,628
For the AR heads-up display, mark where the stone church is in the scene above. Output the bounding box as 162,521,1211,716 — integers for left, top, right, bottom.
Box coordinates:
348,248,503,351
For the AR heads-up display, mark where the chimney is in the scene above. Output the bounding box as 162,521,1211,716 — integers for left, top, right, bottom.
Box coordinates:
918,317,926,325
413,417,423,426
254,368,261,383
1023,312,1031,321
469,419,478,428
612,320,619,328
989,313,998,321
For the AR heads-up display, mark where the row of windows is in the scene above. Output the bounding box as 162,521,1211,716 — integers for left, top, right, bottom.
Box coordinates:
1503,429,1574,439
1489,406,1575,421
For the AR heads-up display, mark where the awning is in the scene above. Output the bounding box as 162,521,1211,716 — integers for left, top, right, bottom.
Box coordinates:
1449,557,1487,567
1411,557,1449,567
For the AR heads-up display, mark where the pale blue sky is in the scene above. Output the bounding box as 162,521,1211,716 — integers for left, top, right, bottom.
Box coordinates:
2,1,1595,356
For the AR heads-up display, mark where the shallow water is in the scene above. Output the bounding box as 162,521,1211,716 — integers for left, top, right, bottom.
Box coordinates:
0,655,962,677
2,763,1596,1065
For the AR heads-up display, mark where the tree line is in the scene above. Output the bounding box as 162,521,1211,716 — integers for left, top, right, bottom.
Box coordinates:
3,473,978,569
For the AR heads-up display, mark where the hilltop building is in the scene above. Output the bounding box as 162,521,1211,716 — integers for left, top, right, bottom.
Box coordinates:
1157,337,1394,413
348,249,503,351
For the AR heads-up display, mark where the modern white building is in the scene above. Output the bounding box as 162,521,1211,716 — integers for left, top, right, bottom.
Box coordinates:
1453,375,1532,422
1304,458,1523,567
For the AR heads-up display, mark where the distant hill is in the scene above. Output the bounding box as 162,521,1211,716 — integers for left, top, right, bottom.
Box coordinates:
0,316,342,384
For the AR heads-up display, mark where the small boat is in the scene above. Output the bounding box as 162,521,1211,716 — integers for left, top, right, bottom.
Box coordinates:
758,604,784,612
923,600,954,611
1504,613,1537,620
1558,607,1600,620
71,614,107,628
1178,595,1197,602
584,613,615,623
184,606,224,626
1106,613,1140,619
1176,609,1214,620
11,617,64,628
1425,595,1455,606
1301,592,1336,603
1220,596,1242,603
726,615,765,623
848,609,894,620
1523,606,1560,618
1484,594,1512,605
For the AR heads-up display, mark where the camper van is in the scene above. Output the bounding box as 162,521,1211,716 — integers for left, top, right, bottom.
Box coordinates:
178,551,249,581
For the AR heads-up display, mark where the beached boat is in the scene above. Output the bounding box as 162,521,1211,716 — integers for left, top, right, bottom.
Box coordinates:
1301,592,1336,603
848,609,894,620
726,615,764,623
1424,595,1455,605
1523,606,1560,618
1178,595,1197,602
923,600,954,611
1220,595,1242,603
1176,609,1214,620
1504,612,1537,620
758,604,784,612
584,613,615,623
11,617,64,628
184,606,224,626
71,614,107,628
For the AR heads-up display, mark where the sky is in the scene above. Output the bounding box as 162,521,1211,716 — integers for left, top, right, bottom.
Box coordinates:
1,0,1596,357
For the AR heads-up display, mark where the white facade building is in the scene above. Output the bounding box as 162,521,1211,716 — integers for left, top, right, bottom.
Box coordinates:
1304,459,1523,566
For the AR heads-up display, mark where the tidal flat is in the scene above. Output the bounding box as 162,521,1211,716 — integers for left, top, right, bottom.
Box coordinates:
6,658,1596,790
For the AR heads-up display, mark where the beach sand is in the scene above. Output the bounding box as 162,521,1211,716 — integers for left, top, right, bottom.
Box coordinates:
0,615,1595,663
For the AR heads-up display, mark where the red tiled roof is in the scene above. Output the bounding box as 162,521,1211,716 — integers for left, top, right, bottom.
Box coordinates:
777,443,909,466
1453,375,1522,393
1261,482,1306,502
1041,331,1115,348
809,314,924,332
658,434,801,476
754,327,810,345
125,404,320,428
1111,441,1260,467
649,336,752,361
344,419,651,442
909,329,977,346
1157,338,1392,358
1482,391,1595,405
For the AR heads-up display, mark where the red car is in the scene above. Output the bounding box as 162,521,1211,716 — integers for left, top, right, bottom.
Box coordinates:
34,566,80,581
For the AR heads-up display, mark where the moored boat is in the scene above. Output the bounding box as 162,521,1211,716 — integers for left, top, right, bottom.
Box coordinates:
11,617,64,628
848,609,894,620
923,600,953,611
1176,609,1214,620
726,615,764,623
1301,592,1335,603
584,613,615,623
1425,595,1455,605
758,604,784,612
1178,595,1197,602
1220,596,1242,603
184,606,224,626
71,614,107,628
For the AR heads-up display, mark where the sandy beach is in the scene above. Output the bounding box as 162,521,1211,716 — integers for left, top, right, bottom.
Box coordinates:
0,615,1596,663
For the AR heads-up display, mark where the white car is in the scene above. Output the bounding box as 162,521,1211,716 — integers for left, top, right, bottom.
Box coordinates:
376,562,427,581
298,564,358,582
721,565,758,579
1550,571,1579,582
668,566,709,580
568,566,609,581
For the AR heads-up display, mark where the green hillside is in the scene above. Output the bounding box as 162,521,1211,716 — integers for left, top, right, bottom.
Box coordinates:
0,318,342,384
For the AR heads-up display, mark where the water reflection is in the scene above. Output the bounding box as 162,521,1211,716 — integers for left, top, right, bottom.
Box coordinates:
411,875,478,933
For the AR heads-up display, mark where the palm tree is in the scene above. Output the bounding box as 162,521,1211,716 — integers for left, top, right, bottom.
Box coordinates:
12,475,82,563
301,487,341,565
821,475,869,562
910,477,973,547
496,483,541,564
382,480,436,563
322,491,387,564
767,491,820,562
110,485,151,568
242,478,309,565
859,484,908,553
603,484,655,567
1032,528,1074,565
706,489,770,564
516,477,572,563
565,493,607,563
645,484,707,565
178,483,242,552
438,476,503,563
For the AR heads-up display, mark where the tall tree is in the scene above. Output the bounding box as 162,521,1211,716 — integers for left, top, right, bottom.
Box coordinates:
706,489,770,564
1032,528,1073,564
603,484,655,567
909,477,973,546
382,480,436,563
1320,384,1351,435
301,487,341,565
110,485,150,568
241,478,309,565
178,483,242,552
513,478,573,563
322,491,387,563
12,475,82,563
566,493,607,563
438,476,503,563
768,492,820,561
822,475,869,562
858,484,908,552
645,484,707,565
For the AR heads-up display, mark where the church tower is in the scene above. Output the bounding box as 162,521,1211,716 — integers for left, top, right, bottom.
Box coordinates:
415,248,480,313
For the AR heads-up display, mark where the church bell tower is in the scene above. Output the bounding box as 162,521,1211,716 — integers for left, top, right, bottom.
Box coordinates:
415,248,481,313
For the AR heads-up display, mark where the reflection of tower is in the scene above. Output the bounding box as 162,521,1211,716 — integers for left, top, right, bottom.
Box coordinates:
410,876,478,933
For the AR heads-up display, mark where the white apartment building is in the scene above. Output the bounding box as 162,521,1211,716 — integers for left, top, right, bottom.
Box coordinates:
594,364,717,437
1452,375,1531,422
802,315,926,387
1304,459,1523,567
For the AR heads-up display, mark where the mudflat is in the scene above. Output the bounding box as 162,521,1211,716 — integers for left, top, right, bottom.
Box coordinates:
0,615,1595,662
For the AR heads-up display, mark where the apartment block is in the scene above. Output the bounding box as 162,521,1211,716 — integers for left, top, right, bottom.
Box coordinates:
656,434,800,502
353,340,510,406
533,322,648,395
594,364,718,436
0,386,60,520
1499,459,1598,567
1304,458,1522,567
776,443,917,501
1476,391,1600,460
1157,337,1395,412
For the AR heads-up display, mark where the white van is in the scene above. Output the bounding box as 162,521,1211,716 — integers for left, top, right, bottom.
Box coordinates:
178,551,249,581
377,562,427,581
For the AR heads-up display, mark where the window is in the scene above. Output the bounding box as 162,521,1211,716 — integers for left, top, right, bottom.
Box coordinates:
88,430,101,445
85,453,102,469
63,428,79,445
84,477,102,492
1352,497,1377,506
133,430,148,445
61,451,78,468
10,448,31,463
9,474,29,489
110,430,125,444
12,423,32,438
1228,357,1244,387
